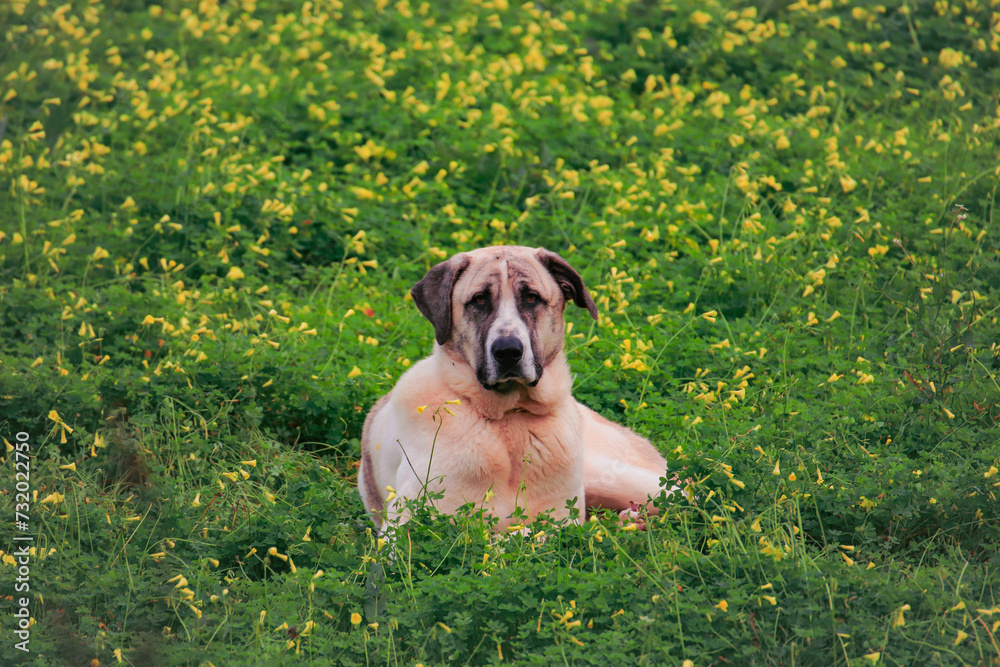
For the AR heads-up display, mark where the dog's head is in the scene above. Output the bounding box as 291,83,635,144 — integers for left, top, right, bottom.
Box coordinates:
411,246,598,392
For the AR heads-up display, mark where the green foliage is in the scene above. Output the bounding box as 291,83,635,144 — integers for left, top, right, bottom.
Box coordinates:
2,0,1000,664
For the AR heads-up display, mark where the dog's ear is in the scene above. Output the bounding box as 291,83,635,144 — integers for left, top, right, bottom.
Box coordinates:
411,253,471,344
536,249,598,320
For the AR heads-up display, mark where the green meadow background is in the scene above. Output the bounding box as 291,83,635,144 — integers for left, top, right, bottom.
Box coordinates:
2,0,1000,664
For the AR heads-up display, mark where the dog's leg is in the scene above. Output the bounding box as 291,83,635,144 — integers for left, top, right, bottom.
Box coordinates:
584,457,681,524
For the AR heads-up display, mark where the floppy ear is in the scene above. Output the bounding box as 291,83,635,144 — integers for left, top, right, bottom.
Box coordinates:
536,248,598,320
411,253,471,344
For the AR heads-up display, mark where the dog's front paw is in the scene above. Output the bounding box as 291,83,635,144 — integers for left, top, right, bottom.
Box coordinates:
617,501,648,531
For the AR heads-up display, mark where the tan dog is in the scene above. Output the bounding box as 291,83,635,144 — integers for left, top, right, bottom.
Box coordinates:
358,246,674,529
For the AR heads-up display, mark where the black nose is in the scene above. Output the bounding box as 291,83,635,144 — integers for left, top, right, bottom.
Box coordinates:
491,336,523,367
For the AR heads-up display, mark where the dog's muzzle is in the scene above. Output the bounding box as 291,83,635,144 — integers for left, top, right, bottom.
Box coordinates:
480,335,541,391
491,336,523,374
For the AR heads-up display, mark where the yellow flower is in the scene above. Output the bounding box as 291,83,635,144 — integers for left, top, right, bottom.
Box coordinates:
351,613,362,626
691,10,713,25
714,600,728,612
347,366,362,378
867,245,889,258
939,48,964,68
892,604,910,627
226,266,245,280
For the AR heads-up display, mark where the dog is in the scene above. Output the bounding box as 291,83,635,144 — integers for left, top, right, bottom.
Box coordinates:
358,246,675,530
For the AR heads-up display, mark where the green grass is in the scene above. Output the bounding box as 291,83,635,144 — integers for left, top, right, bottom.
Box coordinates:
2,0,1000,664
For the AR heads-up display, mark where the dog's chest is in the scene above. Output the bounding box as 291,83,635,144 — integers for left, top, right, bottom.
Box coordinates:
469,411,582,489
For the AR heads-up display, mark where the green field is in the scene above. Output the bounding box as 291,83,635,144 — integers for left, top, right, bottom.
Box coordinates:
3,0,1000,664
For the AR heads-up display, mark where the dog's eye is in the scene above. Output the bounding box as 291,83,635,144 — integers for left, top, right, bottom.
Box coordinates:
473,292,488,306
524,291,540,304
